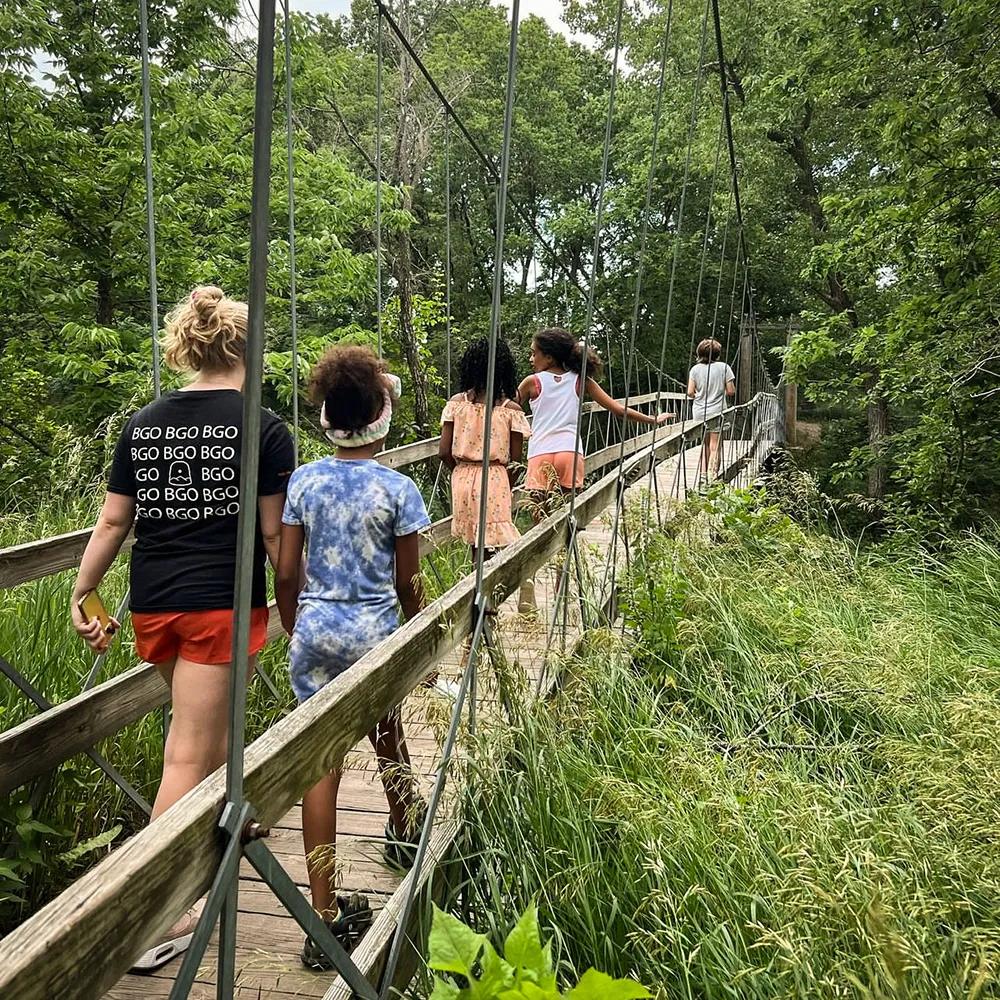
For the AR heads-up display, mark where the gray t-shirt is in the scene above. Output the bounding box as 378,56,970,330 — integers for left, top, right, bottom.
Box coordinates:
689,361,735,419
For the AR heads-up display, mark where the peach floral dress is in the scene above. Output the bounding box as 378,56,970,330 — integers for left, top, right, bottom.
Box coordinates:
441,393,531,549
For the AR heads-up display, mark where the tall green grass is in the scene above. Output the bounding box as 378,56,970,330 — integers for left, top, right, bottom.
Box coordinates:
456,489,1000,998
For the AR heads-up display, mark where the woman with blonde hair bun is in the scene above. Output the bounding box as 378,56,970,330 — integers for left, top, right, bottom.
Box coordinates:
70,285,295,970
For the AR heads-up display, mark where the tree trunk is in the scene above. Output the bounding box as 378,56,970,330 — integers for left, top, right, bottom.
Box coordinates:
867,393,889,500
96,272,114,326
390,0,429,432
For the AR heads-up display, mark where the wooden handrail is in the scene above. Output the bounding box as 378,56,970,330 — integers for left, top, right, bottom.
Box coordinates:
0,418,700,1000
0,608,283,797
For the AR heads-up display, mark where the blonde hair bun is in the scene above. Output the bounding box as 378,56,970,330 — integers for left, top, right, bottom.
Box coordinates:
162,285,249,374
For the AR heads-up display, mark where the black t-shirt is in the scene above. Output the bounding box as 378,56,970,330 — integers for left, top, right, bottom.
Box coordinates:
108,389,295,613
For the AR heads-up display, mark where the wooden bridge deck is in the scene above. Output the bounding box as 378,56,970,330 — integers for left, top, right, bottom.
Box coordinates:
102,439,751,1000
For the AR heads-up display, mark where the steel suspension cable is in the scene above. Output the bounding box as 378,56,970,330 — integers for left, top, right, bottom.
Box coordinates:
139,0,160,398
687,112,727,370
688,112,727,487
600,0,675,603
375,8,384,357
711,0,765,357
218,0,277,988
722,234,746,368
645,0,712,511
377,3,522,994
567,0,625,529
98,0,161,729
709,184,734,342
653,0,711,399
282,0,300,461
444,119,452,396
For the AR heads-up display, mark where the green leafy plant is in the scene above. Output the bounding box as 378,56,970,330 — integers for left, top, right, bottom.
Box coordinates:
427,903,650,1000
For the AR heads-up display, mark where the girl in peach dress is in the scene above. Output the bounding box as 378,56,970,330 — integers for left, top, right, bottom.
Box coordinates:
439,337,530,559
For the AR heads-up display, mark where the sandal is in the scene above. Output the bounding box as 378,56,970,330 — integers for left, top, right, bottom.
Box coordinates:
383,803,427,872
131,903,202,972
300,893,373,970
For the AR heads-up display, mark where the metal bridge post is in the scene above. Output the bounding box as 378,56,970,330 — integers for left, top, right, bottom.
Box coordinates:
737,318,753,404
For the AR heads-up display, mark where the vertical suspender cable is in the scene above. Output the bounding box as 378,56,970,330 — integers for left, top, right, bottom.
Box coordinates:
139,0,160,398
218,0,277,992
375,8,384,357
472,1,519,601
689,113,726,486
688,113,726,359
654,0,710,405
444,119,452,396
378,9,521,994
644,0,711,511
709,185,734,342
567,0,625,524
283,0,300,462
600,0,673,601
711,0,759,350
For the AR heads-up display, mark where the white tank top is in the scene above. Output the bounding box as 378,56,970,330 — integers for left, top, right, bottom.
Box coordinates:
527,370,583,457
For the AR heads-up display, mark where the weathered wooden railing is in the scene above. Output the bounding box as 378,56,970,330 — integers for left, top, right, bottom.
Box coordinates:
0,393,776,1000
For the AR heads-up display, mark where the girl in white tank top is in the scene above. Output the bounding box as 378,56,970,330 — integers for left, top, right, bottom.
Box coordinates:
516,327,674,495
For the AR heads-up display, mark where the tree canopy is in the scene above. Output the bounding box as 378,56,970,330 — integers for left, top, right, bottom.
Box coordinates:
1,0,997,529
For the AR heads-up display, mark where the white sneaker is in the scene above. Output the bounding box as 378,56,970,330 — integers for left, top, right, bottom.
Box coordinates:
433,677,462,700
131,900,203,971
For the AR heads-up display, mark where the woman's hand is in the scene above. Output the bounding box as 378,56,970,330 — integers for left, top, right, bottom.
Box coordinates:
656,411,675,425
70,492,135,653
71,600,119,653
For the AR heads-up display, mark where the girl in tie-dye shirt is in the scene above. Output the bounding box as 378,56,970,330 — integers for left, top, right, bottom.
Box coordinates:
276,345,429,966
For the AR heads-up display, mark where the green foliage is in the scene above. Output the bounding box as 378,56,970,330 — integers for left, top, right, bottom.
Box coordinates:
458,491,1000,996
2,0,998,521
427,903,649,1000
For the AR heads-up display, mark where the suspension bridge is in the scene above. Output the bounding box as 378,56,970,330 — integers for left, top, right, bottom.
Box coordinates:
0,0,790,995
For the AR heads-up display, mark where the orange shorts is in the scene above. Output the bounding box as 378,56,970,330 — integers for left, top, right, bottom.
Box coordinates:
132,607,270,666
525,452,585,491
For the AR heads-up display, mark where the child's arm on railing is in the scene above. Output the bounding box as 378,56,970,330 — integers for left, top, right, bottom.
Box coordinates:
585,378,673,425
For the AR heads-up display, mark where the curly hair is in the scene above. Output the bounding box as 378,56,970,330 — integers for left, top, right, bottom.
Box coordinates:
458,336,519,404
308,344,387,432
532,327,604,380
162,285,248,373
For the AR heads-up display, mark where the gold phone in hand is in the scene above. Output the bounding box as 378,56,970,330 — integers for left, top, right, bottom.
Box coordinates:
77,589,117,637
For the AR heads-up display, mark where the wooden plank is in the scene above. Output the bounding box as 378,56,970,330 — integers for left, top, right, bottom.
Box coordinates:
0,662,168,796
0,528,135,590
0,425,694,1000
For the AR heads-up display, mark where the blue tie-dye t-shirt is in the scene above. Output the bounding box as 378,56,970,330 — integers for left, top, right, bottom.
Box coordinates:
281,457,430,700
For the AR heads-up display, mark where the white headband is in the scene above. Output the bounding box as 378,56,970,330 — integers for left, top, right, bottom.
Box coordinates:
320,373,402,447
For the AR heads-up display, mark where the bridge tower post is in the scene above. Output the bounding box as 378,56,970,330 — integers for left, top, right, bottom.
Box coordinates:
737,318,753,404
